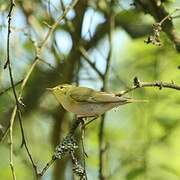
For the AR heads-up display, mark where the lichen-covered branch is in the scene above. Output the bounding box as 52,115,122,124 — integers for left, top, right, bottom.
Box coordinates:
38,118,87,179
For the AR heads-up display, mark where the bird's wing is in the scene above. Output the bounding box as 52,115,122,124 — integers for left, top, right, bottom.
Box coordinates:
69,87,128,103
69,87,95,102
92,92,128,103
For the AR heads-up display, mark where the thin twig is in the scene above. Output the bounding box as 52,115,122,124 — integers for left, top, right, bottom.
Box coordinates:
5,0,38,176
9,106,17,180
47,0,51,17
38,157,56,177
60,0,70,27
159,8,180,25
0,79,23,96
84,117,98,127
38,58,56,70
40,0,79,51
5,1,17,179
79,46,104,80
116,78,180,96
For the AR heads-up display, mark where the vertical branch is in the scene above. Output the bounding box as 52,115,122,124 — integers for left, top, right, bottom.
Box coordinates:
98,12,114,180
5,1,18,179
4,0,38,177
9,108,17,180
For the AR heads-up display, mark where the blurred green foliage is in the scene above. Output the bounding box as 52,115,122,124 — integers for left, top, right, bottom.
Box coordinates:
0,0,180,180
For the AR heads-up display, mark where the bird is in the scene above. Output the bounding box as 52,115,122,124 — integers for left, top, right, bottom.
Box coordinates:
47,84,147,118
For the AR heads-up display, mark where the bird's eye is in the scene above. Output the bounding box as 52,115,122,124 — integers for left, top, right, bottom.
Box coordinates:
60,86,63,89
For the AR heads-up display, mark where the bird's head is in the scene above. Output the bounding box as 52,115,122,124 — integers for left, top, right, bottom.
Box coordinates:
47,84,73,102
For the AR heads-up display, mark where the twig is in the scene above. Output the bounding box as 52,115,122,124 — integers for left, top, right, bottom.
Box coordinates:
37,157,56,177
40,0,79,51
79,46,104,80
145,8,180,46
47,0,51,17
0,79,23,96
38,58,56,70
136,1,180,51
60,0,70,28
5,0,38,177
84,117,98,127
9,106,17,180
4,0,36,178
5,1,17,179
116,77,180,96
3,0,15,69
159,8,180,25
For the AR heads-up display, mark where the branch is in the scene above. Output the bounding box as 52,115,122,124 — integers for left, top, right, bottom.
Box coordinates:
5,1,19,179
38,118,87,179
134,0,180,52
5,1,24,179
39,0,79,52
79,46,104,80
0,79,23,96
116,77,180,96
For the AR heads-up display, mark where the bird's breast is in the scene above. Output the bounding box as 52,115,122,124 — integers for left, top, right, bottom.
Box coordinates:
63,100,121,117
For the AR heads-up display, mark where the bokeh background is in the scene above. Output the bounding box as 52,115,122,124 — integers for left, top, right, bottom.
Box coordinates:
0,0,180,179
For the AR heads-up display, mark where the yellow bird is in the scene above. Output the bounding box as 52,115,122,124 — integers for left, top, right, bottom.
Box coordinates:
47,84,147,118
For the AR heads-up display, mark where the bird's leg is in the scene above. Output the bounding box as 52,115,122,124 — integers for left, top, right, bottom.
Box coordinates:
84,115,99,127
80,118,86,139
79,118,88,158
80,116,99,158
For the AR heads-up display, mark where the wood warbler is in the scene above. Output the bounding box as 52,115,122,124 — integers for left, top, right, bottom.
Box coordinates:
47,84,147,118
